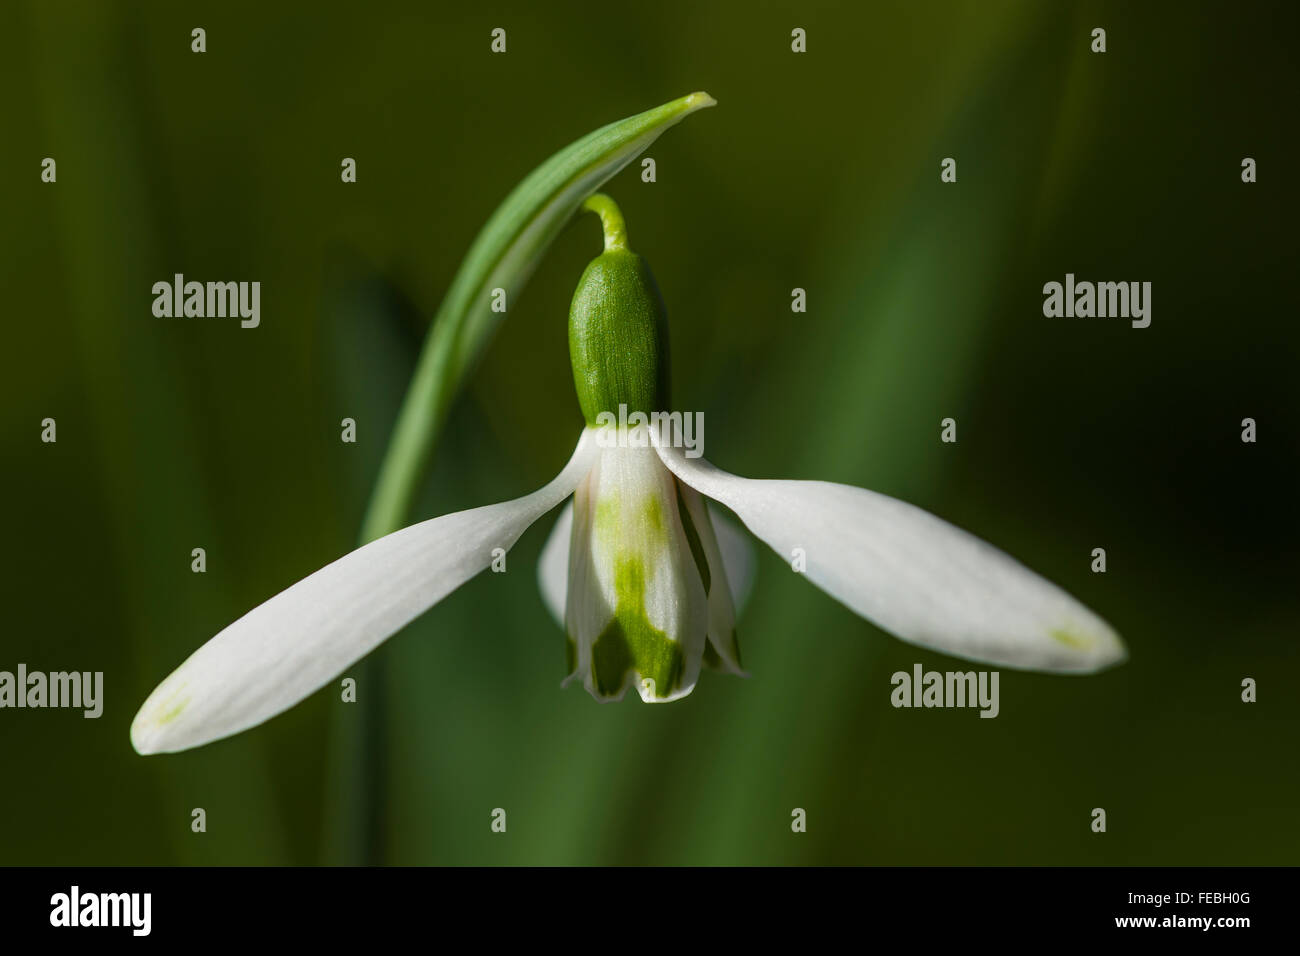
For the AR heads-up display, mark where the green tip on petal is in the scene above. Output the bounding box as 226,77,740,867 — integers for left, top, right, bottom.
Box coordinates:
684,91,717,110
1049,627,1090,650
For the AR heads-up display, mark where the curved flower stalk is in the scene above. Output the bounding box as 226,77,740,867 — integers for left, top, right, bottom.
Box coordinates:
362,92,716,544
132,195,1124,755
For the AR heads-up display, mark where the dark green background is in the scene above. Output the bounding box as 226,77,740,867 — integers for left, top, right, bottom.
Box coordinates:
2,0,1296,865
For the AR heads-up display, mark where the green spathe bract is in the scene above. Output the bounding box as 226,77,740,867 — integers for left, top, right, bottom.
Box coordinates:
568,195,671,426
362,93,714,544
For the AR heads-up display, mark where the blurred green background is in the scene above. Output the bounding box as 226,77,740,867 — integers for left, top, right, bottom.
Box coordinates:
2,0,1296,865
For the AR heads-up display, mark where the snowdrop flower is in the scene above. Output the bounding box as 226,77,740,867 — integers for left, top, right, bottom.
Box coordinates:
131,194,1124,755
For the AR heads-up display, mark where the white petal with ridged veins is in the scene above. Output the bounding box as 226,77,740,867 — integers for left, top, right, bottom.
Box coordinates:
132,429,600,754
654,443,1126,673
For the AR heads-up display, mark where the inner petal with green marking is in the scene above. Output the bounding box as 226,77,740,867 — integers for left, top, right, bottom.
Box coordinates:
563,435,708,702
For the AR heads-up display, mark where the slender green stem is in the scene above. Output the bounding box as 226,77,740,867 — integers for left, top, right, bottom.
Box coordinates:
582,194,629,252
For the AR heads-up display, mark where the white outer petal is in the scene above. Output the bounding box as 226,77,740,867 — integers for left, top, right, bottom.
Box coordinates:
132,429,600,754
654,443,1126,674
679,485,746,675
537,502,573,628
537,499,755,627
710,504,756,613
